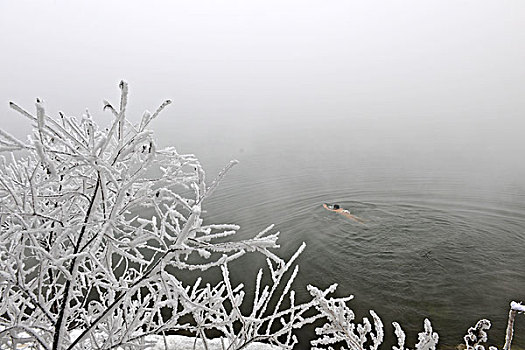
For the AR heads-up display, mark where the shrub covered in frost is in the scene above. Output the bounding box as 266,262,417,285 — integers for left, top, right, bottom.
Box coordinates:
0,82,522,350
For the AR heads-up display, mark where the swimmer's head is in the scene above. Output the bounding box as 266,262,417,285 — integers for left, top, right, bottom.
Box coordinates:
333,204,340,209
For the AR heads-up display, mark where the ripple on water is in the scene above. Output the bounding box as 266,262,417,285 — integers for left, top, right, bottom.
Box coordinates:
204,169,525,347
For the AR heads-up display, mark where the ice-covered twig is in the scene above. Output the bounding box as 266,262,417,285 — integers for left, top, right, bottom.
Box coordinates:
510,301,525,313
1,81,306,350
503,301,524,350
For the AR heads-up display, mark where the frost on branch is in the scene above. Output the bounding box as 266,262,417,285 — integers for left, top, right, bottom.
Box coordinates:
1,81,522,350
307,284,382,350
308,284,442,350
464,319,495,350
461,301,525,350
0,82,309,350
414,319,439,350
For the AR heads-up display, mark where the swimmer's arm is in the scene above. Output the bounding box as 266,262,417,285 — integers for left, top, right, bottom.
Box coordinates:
323,203,337,212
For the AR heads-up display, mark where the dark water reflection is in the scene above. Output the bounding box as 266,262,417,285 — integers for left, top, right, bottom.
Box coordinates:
153,117,525,348
4,105,523,347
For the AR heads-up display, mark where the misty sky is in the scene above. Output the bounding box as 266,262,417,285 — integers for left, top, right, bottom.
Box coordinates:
1,0,524,172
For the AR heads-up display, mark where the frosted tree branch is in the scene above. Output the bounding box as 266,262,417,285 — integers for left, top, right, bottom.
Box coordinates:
1,81,521,350
0,82,290,350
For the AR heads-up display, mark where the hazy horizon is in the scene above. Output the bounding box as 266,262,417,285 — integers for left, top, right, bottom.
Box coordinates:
1,1,524,159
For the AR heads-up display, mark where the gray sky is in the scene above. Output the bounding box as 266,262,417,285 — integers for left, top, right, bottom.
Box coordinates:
1,0,524,166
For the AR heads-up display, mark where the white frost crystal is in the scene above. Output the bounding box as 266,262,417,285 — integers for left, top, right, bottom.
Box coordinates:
0,82,521,350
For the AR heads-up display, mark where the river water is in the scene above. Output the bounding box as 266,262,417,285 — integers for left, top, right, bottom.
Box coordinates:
153,113,525,348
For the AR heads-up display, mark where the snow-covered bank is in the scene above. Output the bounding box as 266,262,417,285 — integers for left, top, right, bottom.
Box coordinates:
5,330,279,350
147,335,278,350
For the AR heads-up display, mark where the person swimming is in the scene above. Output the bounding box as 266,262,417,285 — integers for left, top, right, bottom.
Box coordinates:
323,203,365,224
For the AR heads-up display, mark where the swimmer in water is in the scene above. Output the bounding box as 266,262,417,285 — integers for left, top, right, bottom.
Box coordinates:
323,203,365,224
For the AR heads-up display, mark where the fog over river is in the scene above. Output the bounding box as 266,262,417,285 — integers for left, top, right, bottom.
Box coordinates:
1,1,525,347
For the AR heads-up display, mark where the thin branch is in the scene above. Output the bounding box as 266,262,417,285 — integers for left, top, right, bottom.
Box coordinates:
52,176,101,350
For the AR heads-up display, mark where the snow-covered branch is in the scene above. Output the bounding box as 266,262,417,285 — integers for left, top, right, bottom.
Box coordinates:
0,82,288,350
1,81,522,350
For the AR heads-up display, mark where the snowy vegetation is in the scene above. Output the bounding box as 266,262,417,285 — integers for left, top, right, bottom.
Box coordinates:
0,82,522,350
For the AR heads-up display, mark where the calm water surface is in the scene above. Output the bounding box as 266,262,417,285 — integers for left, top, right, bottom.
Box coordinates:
157,114,525,347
